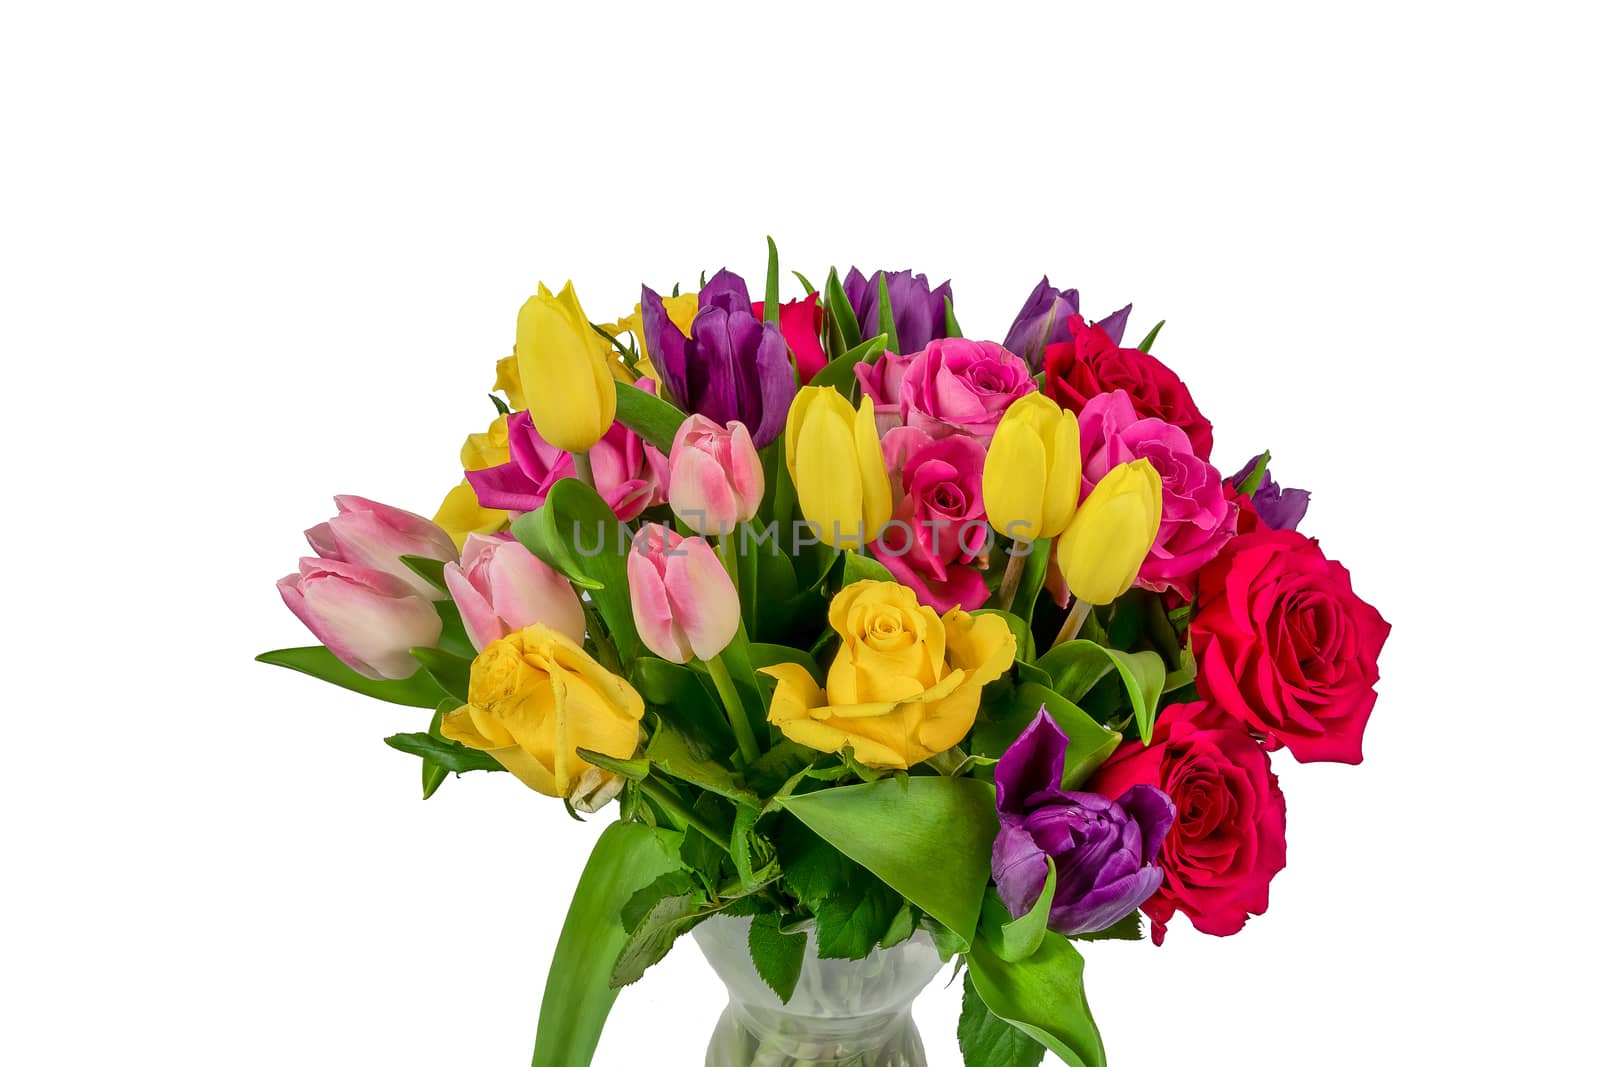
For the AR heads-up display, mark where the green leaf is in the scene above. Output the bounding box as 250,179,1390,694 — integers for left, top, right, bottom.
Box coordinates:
876,272,899,353
971,682,1121,790
814,878,899,959
409,646,470,703
383,731,504,773
775,820,855,910
924,916,971,960
944,296,964,339
421,705,450,799
630,659,737,759
743,741,815,797
965,932,1106,1067
982,858,1057,963
805,334,888,397
1235,449,1272,495
823,266,862,352
489,392,512,415
881,900,916,948
613,378,689,453
256,646,449,708
730,805,778,886
1136,319,1166,353
399,554,449,593
763,236,781,323
748,912,806,1003
611,871,708,989
574,747,651,782
531,823,685,1067
776,777,997,946
645,721,758,806
959,971,1046,1067
1033,642,1166,743
841,549,894,586
511,479,641,662
747,642,820,683
1071,911,1144,942
792,270,816,295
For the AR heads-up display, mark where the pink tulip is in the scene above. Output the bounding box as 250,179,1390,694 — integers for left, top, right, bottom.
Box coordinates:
277,557,443,679
443,533,586,651
306,495,458,601
667,415,764,535
626,524,739,663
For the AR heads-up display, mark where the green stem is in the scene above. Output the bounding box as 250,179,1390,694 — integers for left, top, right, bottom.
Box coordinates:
571,450,597,491
993,542,1031,613
1052,596,1094,648
706,654,762,765
639,778,730,852
718,528,741,595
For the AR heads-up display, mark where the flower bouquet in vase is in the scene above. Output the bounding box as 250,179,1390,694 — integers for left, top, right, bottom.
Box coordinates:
262,242,1389,1066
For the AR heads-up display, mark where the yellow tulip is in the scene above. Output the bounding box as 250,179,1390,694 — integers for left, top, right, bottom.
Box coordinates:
598,293,698,386
983,394,1081,541
1055,459,1163,605
430,414,513,549
516,281,617,452
761,580,1016,768
440,624,645,801
785,386,893,549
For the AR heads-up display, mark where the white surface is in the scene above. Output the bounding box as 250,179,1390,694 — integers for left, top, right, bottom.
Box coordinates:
2,1,1594,1064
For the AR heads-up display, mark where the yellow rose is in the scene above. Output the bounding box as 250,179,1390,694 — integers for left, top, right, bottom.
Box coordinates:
761,580,1016,769
516,282,618,452
440,624,645,800
494,355,526,410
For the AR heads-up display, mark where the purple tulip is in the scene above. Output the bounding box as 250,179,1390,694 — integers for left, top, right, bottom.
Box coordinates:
992,711,1174,936
641,270,795,448
843,268,953,355
1231,454,1311,532
1003,277,1133,369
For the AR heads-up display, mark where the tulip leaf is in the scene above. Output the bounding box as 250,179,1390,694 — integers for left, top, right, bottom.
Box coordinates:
971,682,1120,791
1033,642,1165,743
612,379,688,453
409,646,471,703
421,705,451,799
489,391,512,415
511,478,641,663
763,236,781,323
823,266,862,352
806,334,888,397
982,859,1057,964
532,822,685,1067
959,971,1047,1067
944,295,963,339
255,646,450,708
747,912,806,1003
792,270,817,296
964,931,1107,1067
628,658,736,759
1011,537,1055,630
1135,319,1165,354
842,549,894,586
382,731,503,774
748,642,821,684
399,554,449,593
877,272,900,354
1235,449,1272,495
776,776,997,946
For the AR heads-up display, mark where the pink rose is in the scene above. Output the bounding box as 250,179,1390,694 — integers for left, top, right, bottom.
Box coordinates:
870,427,991,612
466,381,669,521
1078,390,1237,598
854,350,915,435
897,339,1036,442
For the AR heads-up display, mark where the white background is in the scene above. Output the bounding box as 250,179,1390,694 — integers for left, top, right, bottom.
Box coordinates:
3,1,1595,1064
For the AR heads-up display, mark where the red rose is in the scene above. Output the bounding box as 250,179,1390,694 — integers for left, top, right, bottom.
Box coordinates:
1091,700,1287,945
1191,529,1390,764
753,293,827,384
1222,480,1261,535
1042,314,1214,460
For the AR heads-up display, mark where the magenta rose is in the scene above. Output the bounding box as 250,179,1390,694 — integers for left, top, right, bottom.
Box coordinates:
466,381,669,521
1078,390,1237,598
895,338,1036,442
854,350,915,435
869,427,990,612
1191,529,1391,764
1091,699,1287,945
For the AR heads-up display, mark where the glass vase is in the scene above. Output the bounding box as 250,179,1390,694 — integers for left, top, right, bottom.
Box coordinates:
692,914,946,1067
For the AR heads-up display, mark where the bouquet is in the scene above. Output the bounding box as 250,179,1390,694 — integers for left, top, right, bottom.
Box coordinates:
261,242,1390,1066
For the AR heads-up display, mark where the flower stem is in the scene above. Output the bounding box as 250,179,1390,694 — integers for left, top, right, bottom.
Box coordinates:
571,449,597,492
718,528,741,595
639,777,730,852
1052,596,1094,648
707,653,762,765
993,541,1031,613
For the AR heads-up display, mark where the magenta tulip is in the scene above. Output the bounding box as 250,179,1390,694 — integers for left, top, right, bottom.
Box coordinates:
305,495,457,601
626,524,739,663
442,533,586,652
277,557,443,679
667,415,764,536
